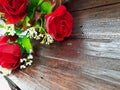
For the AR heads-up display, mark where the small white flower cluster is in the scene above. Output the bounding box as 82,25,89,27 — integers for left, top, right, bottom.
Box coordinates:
0,66,12,76
27,27,43,40
0,20,6,35
40,34,54,45
20,54,33,69
26,27,54,44
0,21,15,36
5,24,15,36
27,27,37,38
46,34,54,45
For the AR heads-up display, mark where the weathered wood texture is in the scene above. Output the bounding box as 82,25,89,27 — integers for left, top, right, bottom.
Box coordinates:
9,0,120,90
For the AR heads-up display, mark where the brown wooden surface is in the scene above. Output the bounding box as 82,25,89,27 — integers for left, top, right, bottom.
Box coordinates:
9,0,120,90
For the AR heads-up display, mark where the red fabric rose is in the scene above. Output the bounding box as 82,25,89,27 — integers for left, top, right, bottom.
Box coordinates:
0,36,22,69
0,0,27,24
45,5,73,41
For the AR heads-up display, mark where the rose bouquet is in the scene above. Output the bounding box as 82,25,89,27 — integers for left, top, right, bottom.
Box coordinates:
0,0,73,75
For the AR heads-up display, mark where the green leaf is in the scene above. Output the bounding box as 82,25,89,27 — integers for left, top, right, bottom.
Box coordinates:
17,16,31,29
24,16,31,27
38,0,44,6
17,36,33,53
40,2,53,14
27,7,36,18
0,24,4,28
20,45,26,55
15,29,23,34
37,18,46,33
27,0,43,18
30,0,43,7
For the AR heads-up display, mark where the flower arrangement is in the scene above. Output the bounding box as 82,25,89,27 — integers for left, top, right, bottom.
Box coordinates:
0,0,73,75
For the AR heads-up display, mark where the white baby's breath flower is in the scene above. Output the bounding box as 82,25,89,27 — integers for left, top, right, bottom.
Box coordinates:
23,58,27,62
46,34,54,45
20,65,26,69
27,54,33,59
27,27,37,38
26,60,33,66
0,66,12,76
35,36,40,40
39,34,44,37
20,59,24,63
5,24,15,36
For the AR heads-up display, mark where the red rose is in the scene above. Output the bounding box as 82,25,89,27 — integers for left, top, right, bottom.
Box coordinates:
45,5,73,41
0,0,27,24
0,36,22,69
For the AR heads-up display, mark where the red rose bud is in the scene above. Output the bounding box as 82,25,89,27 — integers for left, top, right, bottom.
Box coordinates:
0,0,27,24
0,36,22,69
45,5,73,41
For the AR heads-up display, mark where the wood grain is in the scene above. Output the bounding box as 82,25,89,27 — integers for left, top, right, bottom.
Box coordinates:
8,0,120,90
67,0,120,11
71,3,120,39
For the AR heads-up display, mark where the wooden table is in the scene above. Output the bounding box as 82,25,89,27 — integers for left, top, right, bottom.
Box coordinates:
8,0,120,90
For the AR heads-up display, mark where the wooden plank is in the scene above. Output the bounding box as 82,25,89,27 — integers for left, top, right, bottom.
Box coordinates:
71,3,120,39
67,0,120,11
9,55,120,90
35,37,120,89
83,39,120,59
9,38,120,90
